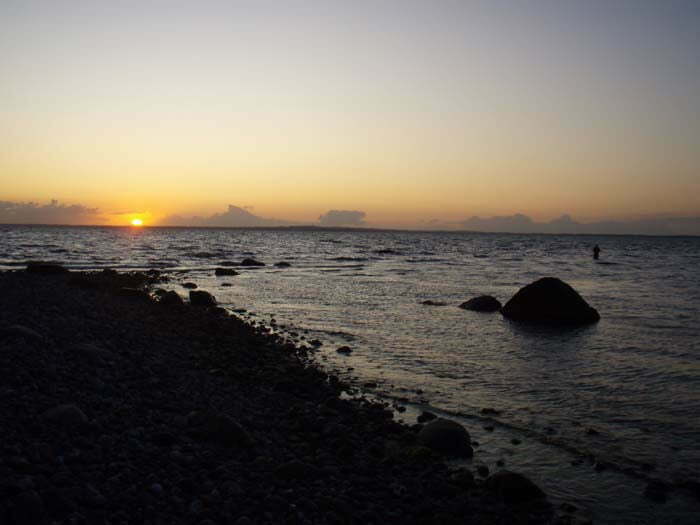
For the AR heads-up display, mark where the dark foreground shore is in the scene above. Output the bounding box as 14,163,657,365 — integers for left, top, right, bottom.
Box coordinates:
1,268,556,525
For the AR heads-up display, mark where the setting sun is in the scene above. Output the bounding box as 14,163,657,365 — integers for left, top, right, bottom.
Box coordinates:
130,218,143,227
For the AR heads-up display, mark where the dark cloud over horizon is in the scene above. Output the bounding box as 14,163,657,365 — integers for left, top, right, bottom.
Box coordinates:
161,205,292,228
458,213,700,236
0,199,101,224
318,210,366,227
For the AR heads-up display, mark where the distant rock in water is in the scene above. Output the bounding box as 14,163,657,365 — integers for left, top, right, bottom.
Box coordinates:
215,268,239,276
421,300,447,306
181,282,198,289
25,262,68,274
459,295,502,312
274,261,291,268
189,290,216,307
417,418,473,457
501,277,600,325
240,258,265,267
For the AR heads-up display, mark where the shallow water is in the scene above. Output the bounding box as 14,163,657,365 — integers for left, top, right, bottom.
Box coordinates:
2,225,699,523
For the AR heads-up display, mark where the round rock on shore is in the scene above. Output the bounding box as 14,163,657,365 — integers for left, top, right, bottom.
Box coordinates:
189,290,216,307
418,418,473,457
485,470,546,505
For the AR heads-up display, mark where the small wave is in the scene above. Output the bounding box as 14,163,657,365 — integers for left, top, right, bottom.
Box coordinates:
184,251,227,259
315,329,357,341
329,256,369,262
405,258,446,263
147,260,180,268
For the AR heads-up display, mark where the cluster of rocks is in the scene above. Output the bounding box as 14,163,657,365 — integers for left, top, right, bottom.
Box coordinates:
0,267,553,524
424,277,600,326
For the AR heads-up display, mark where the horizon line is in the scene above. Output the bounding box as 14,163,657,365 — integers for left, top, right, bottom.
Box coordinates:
1,223,698,238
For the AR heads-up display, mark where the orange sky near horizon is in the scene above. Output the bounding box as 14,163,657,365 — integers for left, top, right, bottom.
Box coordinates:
1,2,699,228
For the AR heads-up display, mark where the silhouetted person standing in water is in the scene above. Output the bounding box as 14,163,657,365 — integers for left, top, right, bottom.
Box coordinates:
593,244,601,260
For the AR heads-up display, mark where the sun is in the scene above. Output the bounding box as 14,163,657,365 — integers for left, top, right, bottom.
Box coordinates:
130,218,143,227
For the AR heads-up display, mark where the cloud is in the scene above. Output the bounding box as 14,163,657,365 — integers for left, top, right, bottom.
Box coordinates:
161,204,292,227
460,213,534,233
0,199,101,224
458,213,700,236
318,210,366,227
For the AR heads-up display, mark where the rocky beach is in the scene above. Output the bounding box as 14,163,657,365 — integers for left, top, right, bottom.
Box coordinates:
0,266,555,525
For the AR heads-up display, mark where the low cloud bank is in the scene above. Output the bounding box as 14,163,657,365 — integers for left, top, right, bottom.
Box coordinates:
458,213,700,236
162,205,292,228
318,210,366,227
0,200,101,224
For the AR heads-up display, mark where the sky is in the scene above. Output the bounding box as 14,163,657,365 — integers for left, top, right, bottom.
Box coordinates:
1,0,699,229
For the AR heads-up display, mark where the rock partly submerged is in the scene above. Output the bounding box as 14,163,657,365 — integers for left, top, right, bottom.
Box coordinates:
417,418,473,458
240,258,265,267
501,277,600,325
485,470,547,505
421,300,447,306
459,295,502,312
214,268,239,276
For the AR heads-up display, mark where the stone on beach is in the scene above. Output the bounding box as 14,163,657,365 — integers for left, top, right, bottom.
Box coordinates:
501,277,600,325
417,418,473,457
274,261,292,267
189,290,216,307
26,262,69,275
459,295,502,312
186,411,252,448
159,290,184,306
485,470,546,505
40,404,88,427
72,343,114,365
116,287,150,300
0,324,45,343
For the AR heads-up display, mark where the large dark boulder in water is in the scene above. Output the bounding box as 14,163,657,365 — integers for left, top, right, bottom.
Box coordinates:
417,418,473,457
459,295,502,312
485,471,546,505
501,277,599,325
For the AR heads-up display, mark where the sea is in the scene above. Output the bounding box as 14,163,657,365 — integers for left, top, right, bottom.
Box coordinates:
2,225,699,524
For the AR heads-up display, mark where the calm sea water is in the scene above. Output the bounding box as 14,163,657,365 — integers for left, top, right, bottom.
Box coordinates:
2,225,699,523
